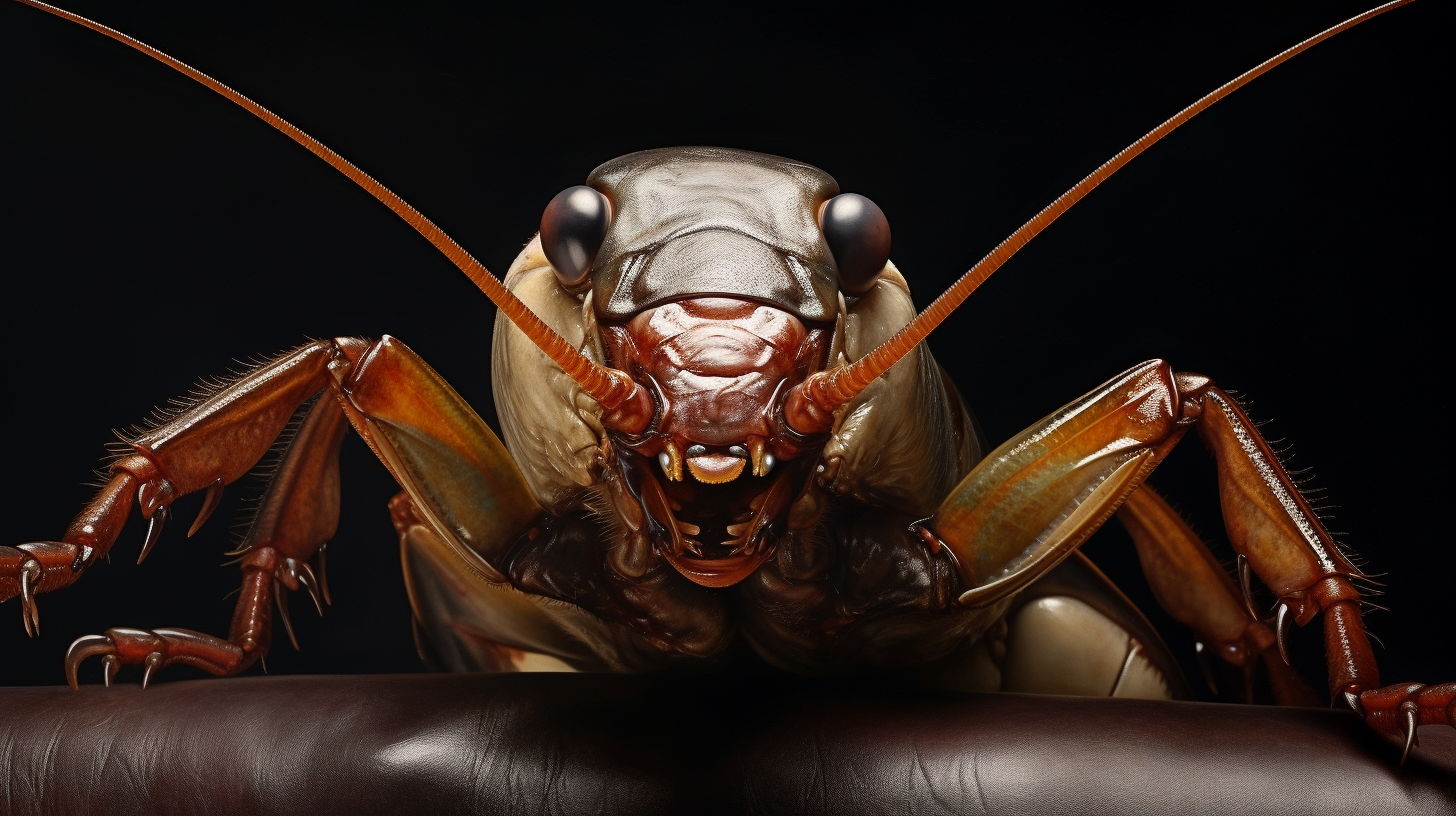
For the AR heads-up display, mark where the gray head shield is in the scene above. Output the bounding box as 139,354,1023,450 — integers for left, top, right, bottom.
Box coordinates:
586,147,841,323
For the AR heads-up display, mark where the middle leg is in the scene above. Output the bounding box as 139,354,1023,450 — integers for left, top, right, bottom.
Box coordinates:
1117,484,1318,706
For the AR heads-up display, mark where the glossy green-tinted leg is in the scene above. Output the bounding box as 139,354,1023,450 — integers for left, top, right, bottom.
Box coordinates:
921,359,1452,757
333,337,639,673
331,335,543,569
922,360,1191,607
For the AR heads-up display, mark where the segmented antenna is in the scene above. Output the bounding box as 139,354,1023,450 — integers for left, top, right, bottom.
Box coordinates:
786,0,1415,429
15,0,641,415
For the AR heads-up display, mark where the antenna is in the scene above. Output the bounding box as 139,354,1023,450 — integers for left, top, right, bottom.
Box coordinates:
15,0,652,431
783,0,1415,434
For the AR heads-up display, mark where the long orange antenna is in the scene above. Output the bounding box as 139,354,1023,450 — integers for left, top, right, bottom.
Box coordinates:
16,0,649,424
785,0,1414,432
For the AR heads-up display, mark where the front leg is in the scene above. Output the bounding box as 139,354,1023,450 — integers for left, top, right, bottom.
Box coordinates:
0,339,367,646
918,360,1452,755
351,337,735,672
3,335,559,687
61,389,351,687
1191,385,1455,757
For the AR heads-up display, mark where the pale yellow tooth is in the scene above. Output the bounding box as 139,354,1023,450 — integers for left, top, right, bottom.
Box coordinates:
678,520,702,536
724,521,751,537
747,437,767,477
664,439,684,482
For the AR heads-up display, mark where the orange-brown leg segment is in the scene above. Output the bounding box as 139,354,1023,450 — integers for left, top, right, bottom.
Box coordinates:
927,360,1190,607
1117,485,1318,706
1188,385,1453,757
62,391,351,688
921,360,1451,754
4,334,544,688
1,339,366,643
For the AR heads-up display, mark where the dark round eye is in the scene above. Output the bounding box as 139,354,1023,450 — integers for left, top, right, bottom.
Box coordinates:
540,186,611,288
819,193,891,296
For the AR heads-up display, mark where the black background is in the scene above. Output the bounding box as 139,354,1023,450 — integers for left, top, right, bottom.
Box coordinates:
1,1,1448,692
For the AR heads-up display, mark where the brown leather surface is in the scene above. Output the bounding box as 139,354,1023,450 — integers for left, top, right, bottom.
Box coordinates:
2,673,1451,816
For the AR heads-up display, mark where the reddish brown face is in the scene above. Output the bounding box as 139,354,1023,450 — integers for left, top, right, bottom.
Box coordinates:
599,297,832,587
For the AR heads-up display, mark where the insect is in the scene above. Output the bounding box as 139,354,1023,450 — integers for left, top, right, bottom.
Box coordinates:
1,0,1448,747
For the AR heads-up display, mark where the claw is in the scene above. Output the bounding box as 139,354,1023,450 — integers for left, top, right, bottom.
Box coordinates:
1237,555,1258,620
140,652,164,689
1343,690,1363,717
187,479,224,538
138,504,170,565
1274,601,1292,666
65,634,118,690
275,581,300,651
746,437,776,477
102,654,120,687
1399,701,1420,764
18,558,41,637
315,544,331,606
297,563,324,616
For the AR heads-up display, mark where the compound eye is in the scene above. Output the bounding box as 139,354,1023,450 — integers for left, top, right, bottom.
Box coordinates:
819,193,891,297
540,186,612,288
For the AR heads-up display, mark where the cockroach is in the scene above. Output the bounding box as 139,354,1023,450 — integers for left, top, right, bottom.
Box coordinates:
1,0,1449,753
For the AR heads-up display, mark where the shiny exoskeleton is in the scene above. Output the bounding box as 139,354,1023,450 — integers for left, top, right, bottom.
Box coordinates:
1,0,1449,763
